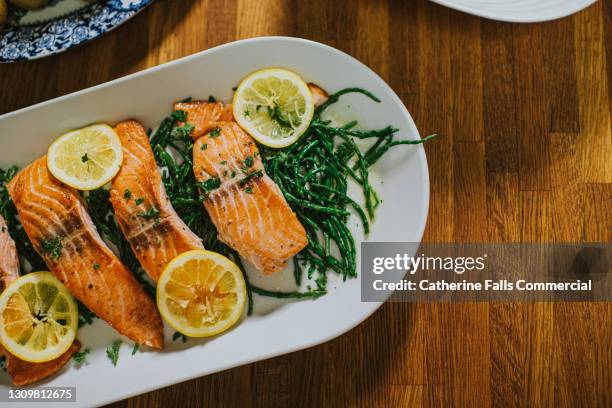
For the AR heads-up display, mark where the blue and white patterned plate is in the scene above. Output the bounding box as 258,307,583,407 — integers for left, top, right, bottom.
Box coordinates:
0,0,154,63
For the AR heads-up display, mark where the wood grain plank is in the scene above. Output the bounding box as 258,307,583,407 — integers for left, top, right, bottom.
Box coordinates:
449,11,483,142
549,134,585,241
512,24,551,191
416,1,454,243
388,0,420,96
205,0,238,48
236,0,295,38
489,303,526,408
454,142,487,241
481,21,519,174
574,1,612,184
0,1,610,407
486,170,525,408
486,172,520,242
543,17,580,133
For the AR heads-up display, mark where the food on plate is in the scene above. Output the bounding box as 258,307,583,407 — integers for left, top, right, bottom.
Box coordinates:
0,213,19,290
47,124,123,190
7,158,164,349
191,120,308,274
109,120,204,282
7,0,48,10
0,272,78,363
0,66,435,385
232,68,314,148
0,341,79,386
174,100,234,139
156,250,246,337
0,215,80,386
308,83,329,107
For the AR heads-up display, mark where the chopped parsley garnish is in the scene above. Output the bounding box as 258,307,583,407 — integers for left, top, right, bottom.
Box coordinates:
223,170,228,176
81,153,89,163
210,127,221,138
244,109,251,117
132,343,140,355
106,340,122,366
123,189,132,200
40,237,62,260
139,205,160,221
230,171,236,178
172,123,195,139
93,263,100,270
172,331,187,343
201,143,208,150
245,187,253,194
200,177,221,193
73,348,90,366
267,104,293,128
220,160,227,165
244,155,254,168
171,110,187,122
135,198,144,205
239,170,263,187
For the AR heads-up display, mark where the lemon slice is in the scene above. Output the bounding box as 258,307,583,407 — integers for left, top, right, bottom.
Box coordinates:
47,124,123,190
232,68,314,148
157,250,246,338
0,272,78,363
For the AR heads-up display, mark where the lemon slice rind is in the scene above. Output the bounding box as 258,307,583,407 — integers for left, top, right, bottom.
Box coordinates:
156,250,246,338
0,272,78,363
47,124,123,190
232,68,315,148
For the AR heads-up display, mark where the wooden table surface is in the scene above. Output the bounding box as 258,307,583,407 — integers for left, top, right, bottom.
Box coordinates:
1,0,611,406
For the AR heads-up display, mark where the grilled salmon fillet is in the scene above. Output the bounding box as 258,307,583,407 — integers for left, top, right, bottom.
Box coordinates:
191,119,307,274
0,342,81,387
174,101,234,139
0,214,19,291
0,214,80,386
110,120,204,282
7,158,163,349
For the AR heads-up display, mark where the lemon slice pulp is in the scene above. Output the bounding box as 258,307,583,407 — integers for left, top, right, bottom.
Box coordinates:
47,123,123,190
0,272,78,363
157,250,246,338
232,68,314,148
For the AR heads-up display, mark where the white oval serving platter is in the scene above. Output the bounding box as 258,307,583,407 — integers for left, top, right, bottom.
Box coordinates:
430,0,597,22
0,37,429,407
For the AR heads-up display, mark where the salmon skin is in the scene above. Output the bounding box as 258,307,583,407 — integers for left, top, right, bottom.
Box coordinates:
0,341,81,387
0,214,80,386
190,116,308,274
8,158,164,349
110,120,204,282
174,101,233,140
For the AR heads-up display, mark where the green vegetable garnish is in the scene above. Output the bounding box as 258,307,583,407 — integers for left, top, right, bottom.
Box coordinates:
73,348,90,366
106,340,122,366
39,237,62,260
210,127,221,138
139,205,160,221
132,343,140,355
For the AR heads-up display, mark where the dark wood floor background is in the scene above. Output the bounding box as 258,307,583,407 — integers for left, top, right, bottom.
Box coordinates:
1,0,611,406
